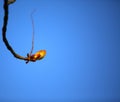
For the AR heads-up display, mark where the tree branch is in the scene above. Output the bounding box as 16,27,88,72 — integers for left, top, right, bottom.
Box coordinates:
2,0,29,61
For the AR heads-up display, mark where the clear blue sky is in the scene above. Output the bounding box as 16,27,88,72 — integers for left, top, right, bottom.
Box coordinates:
0,0,120,101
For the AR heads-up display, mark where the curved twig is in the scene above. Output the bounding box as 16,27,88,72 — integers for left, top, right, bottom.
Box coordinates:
2,0,29,61
2,0,46,63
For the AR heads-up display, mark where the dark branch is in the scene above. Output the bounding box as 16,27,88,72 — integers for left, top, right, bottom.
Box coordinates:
2,0,29,61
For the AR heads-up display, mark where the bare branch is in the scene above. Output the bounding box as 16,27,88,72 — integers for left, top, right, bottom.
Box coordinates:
2,0,29,61
2,0,46,64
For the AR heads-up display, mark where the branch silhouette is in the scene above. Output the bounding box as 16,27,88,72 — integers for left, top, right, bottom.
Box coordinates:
2,0,29,61
2,0,46,63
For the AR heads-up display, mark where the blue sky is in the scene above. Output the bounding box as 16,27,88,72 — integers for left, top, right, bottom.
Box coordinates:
0,0,120,101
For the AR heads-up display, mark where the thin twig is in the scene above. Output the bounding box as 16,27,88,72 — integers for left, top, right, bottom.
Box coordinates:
29,10,36,56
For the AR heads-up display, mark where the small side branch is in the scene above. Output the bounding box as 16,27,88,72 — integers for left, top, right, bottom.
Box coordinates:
2,0,29,61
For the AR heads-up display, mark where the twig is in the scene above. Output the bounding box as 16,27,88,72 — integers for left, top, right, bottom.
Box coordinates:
2,0,29,61
29,10,36,56
2,0,46,63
